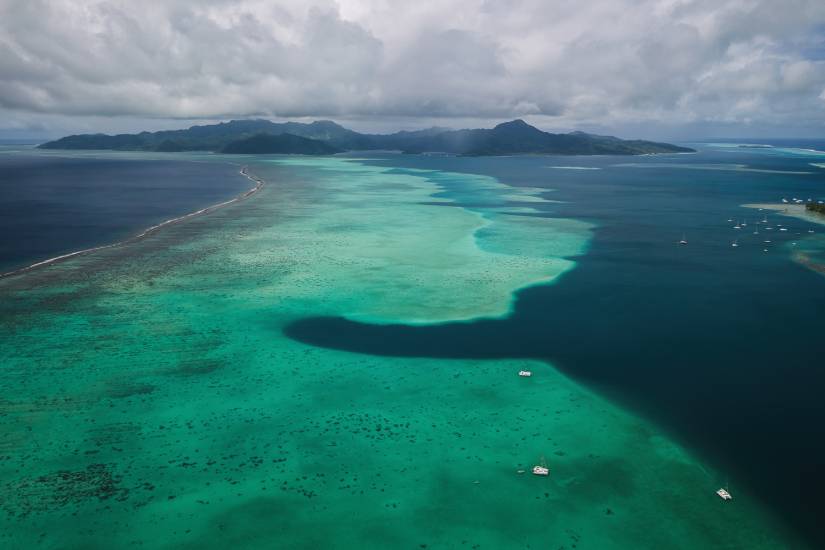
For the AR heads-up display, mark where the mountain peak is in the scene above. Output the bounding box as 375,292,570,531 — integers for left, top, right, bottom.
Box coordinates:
310,120,346,129
493,119,540,132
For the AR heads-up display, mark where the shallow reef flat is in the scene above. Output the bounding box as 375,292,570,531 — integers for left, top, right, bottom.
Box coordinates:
0,156,802,548
743,202,825,278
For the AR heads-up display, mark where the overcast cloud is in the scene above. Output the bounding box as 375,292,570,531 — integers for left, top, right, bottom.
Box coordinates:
1,0,824,138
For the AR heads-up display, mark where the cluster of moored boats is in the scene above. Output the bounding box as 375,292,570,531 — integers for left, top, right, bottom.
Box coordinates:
678,200,816,251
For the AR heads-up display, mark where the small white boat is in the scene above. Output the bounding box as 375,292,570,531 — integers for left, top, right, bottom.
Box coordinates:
532,456,550,476
717,488,733,501
782,198,789,203
679,234,688,245
764,240,772,243
779,228,789,232
731,239,739,248
518,370,532,377
809,230,815,234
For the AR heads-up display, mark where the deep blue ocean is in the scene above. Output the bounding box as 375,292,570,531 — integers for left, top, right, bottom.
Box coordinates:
286,140,825,545
1,141,824,544
0,147,247,273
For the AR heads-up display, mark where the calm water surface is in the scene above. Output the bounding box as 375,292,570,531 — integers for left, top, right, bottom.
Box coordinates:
1,142,823,547
0,147,248,272
288,141,825,545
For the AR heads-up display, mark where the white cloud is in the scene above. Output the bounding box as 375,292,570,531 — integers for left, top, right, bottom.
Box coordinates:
0,0,824,136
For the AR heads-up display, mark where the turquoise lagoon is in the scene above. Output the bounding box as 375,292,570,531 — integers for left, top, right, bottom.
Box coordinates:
1,150,820,549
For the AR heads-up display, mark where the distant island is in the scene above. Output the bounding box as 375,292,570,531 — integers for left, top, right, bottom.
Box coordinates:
39,119,695,156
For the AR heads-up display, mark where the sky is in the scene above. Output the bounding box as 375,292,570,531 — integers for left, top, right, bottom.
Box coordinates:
1,0,824,140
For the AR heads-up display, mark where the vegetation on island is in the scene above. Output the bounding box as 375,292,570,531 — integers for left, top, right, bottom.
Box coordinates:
220,133,341,155
39,118,695,156
806,202,825,215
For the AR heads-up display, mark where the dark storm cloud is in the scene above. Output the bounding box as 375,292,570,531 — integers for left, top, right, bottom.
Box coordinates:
0,0,823,135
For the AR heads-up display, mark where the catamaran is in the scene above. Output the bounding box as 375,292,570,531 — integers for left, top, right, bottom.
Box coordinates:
532,456,550,476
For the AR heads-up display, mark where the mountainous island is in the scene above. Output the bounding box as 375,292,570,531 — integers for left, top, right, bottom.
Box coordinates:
220,133,341,155
39,119,694,156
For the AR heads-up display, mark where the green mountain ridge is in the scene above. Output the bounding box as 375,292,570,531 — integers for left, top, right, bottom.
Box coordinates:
220,133,342,155
39,119,694,156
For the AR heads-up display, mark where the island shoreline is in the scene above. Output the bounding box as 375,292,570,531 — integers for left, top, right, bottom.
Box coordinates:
0,164,264,280
742,202,825,226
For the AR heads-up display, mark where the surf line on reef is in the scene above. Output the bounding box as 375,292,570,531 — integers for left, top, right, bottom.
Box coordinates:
0,165,264,280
